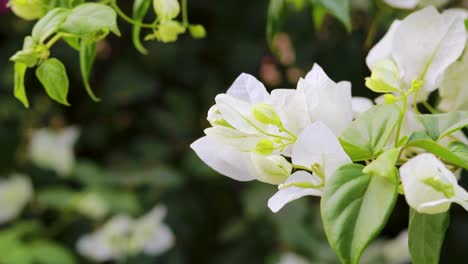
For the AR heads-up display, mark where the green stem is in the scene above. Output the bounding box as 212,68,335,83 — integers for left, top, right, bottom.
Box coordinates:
110,0,156,29
394,94,407,146
422,101,438,114
45,33,63,49
364,8,383,50
182,0,188,27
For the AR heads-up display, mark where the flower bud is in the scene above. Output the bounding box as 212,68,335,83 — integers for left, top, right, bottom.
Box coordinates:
255,138,275,155
251,153,292,185
8,0,46,20
189,24,206,39
365,59,401,93
383,94,398,104
153,0,180,21
157,20,185,43
252,103,282,126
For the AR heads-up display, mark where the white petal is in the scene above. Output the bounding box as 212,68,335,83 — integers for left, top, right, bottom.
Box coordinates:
191,136,256,181
267,171,323,213
439,50,468,112
270,89,310,135
226,73,270,104
0,175,33,224
143,223,175,255
292,122,351,179
204,126,264,151
383,0,419,9
351,97,373,118
215,94,263,134
366,20,401,70
393,6,466,92
299,64,353,135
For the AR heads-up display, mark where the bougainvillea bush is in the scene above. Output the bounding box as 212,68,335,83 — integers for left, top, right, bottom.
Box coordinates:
1,0,468,263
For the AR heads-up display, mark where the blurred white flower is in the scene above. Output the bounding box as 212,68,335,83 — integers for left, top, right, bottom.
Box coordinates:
361,229,410,264
400,153,468,214
384,0,449,9
0,174,33,224
73,192,109,220
29,126,79,176
77,204,174,262
277,252,310,264
366,7,466,99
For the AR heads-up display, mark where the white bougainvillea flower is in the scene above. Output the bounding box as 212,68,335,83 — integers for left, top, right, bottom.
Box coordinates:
439,49,468,112
73,192,109,220
351,97,373,118
0,174,33,224
29,126,80,176
400,153,468,214
268,122,351,213
77,204,174,262
130,205,175,256
366,7,466,97
383,0,448,9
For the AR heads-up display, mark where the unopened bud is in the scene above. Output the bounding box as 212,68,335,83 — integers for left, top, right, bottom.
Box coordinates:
252,103,282,126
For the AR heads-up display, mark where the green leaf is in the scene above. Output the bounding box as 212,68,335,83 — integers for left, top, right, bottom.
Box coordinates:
266,0,287,52
312,4,327,31
37,188,76,210
316,0,351,31
321,163,398,264
63,36,80,50
35,58,70,106
32,8,70,43
362,148,399,179
10,49,39,67
79,41,100,102
408,209,449,264
417,111,468,141
446,141,468,164
60,3,120,40
339,104,400,161
132,0,152,55
14,62,29,108
29,240,76,264
407,132,468,169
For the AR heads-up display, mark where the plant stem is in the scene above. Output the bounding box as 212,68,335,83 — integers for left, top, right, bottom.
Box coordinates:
394,94,407,146
45,33,63,49
110,0,156,29
182,0,188,27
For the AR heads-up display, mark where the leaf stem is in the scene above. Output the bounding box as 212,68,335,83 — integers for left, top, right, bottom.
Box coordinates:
182,0,188,27
45,33,63,49
110,0,156,29
394,93,407,146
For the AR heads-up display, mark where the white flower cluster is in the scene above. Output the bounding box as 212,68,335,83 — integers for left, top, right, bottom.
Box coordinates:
192,6,468,216
77,204,174,262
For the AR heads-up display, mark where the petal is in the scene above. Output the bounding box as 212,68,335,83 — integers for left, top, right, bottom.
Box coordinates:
383,0,419,9
204,126,264,151
393,6,466,92
190,136,256,181
267,171,323,213
299,64,353,135
439,51,468,112
270,88,310,135
215,94,263,134
351,97,373,118
143,223,175,255
292,121,351,179
226,73,270,104
366,20,401,70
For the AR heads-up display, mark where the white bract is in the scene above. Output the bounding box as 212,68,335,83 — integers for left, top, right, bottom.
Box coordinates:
0,174,33,224
439,49,468,112
153,0,180,21
351,97,373,118
191,65,352,212
29,126,79,176
399,153,468,214
73,192,109,220
366,7,466,100
77,204,174,262
384,0,449,9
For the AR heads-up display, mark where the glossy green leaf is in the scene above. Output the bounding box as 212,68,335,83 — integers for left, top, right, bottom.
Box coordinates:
35,58,70,106
407,132,468,169
132,0,152,54
14,62,29,108
60,3,120,40
316,0,351,31
417,111,468,141
79,41,100,101
32,8,70,43
321,163,398,264
339,104,400,161
446,141,468,164
408,209,449,264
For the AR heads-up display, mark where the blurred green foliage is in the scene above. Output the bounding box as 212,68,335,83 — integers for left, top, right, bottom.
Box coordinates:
0,0,467,263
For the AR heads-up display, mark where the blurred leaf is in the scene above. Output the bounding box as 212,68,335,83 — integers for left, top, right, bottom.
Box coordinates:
266,0,287,52
312,4,327,31
315,0,351,31
29,240,76,264
132,0,152,54
79,41,99,101
36,58,70,106
98,188,141,215
37,187,76,210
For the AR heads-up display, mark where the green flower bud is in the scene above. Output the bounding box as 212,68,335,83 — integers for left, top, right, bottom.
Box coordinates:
365,59,401,93
255,138,275,155
8,0,46,21
157,20,185,43
383,94,398,104
189,24,206,39
252,103,282,126
251,154,292,185
153,0,180,21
